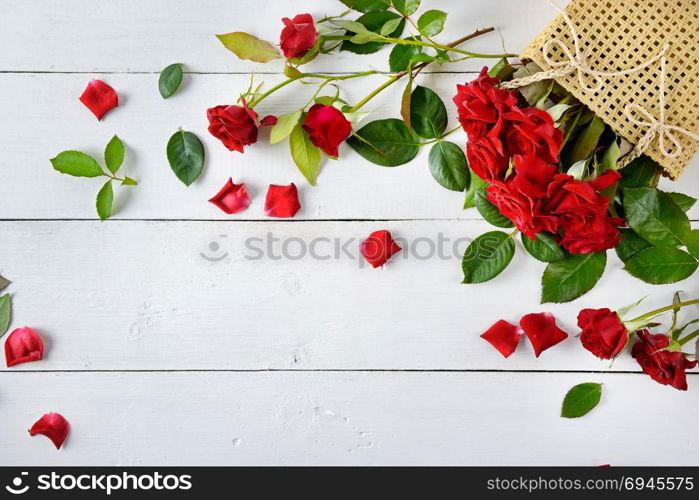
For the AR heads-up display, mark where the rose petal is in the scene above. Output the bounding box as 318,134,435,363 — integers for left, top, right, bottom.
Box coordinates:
264,183,301,218
5,327,44,367
79,80,118,120
519,312,568,357
260,115,278,127
208,179,251,214
29,413,70,449
481,320,523,358
359,230,402,268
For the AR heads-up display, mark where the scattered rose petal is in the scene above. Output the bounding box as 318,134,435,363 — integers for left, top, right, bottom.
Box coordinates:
264,183,301,218
359,230,402,268
481,319,523,358
208,179,251,214
79,80,118,120
519,312,568,357
5,327,43,367
260,115,278,127
29,413,70,449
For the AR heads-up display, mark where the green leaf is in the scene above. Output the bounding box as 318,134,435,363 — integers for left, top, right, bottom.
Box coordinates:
0,294,11,338
159,63,184,99
50,151,104,178
289,124,322,185
686,230,699,259
347,118,420,166
623,187,691,247
417,9,447,36
600,140,621,173
121,176,138,186
568,115,605,164
541,252,607,303
410,85,447,139
615,227,651,262
462,231,515,284
349,31,384,44
339,0,390,12
270,110,302,145
666,192,697,213
475,190,514,228
95,180,114,220
521,232,565,263
463,170,487,209
561,383,602,418
341,11,404,55
511,62,549,106
389,39,421,72
428,141,468,191
624,247,698,284
104,135,124,174
0,276,9,292
392,0,420,15
400,78,412,131
216,32,281,62
167,130,205,186
380,17,403,35
487,58,515,80
619,155,661,188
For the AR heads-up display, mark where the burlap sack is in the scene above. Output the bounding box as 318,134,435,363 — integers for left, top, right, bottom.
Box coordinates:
520,0,699,179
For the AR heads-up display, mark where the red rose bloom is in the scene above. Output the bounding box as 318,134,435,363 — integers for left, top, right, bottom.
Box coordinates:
631,330,698,391
486,155,559,239
453,67,519,137
578,308,628,359
504,107,563,163
546,171,624,254
207,99,276,153
280,14,317,59
302,104,352,158
466,135,509,182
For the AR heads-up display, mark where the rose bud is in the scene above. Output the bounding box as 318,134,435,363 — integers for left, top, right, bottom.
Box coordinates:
5,327,44,367
265,183,301,218
578,308,629,359
631,330,698,391
209,179,251,214
519,312,568,357
79,80,118,120
29,413,70,449
481,319,523,358
280,14,317,59
302,104,352,158
359,230,401,268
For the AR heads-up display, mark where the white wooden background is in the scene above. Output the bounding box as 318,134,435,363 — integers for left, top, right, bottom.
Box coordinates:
1,0,698,465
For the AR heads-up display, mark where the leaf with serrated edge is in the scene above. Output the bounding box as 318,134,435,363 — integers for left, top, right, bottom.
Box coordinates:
561,383,602,418
270,111,302,145
96,180,114,220
462,231,515,284
104,135,124,174
521,232,565,263
159,63,184,99
428,141,468,192
216,32,281,63
167,130,205,186
624,247,698,284
289,124,322,185
50,151,104,178
541,252,607,303
623,187,690,247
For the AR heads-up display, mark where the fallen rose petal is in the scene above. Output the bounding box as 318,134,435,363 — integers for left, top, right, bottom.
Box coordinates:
359,230,401,268
260,115,278,127
29,413,70,449
481,319,523,358
79,80,118,120
208,179,251,214
5,327,43,367
264,183,301,218
519,312,568,357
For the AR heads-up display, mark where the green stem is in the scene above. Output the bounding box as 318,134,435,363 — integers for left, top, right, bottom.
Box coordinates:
350,74,402,112
303,70,377,80
678,328,699,346
247,76,300,107
419,126,462,146
382,36,516,59
628,299,699,323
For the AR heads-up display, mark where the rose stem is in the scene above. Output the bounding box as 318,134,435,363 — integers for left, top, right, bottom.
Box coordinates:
349,27,498,112
627,299,699,324
382,36,517,60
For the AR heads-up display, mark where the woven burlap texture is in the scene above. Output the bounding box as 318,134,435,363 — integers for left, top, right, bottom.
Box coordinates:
521,0,698,179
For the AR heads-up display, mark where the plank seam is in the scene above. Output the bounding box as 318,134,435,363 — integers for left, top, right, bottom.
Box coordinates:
2,369,695,375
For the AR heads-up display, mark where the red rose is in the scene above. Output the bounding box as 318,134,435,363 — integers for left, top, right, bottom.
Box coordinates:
207,100,259,152
504,107,563,163
545,171,624,254
578,308,628,359
631,330,698,391
453,67,519,137
466,135,509,182
280,14,317,59
302,104,352,158
486,155,559,239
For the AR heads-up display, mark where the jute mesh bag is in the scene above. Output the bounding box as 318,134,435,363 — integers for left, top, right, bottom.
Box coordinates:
520,0,699,179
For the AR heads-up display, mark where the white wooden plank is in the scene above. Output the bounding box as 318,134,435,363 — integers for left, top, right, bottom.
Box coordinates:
1,370,697,465
2,220,696,371
1,72,698,220
0,0,563,73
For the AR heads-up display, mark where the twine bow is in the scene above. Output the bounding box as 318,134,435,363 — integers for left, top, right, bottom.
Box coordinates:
618,57,699,168
501,0,668,92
